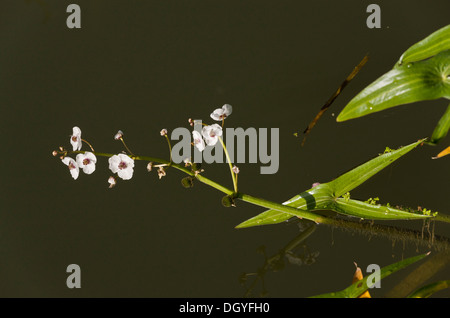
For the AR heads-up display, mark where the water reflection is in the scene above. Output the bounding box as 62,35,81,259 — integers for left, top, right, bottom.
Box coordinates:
241,215,450,297
240,220,319,297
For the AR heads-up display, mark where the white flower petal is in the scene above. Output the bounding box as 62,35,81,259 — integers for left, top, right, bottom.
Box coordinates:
117,167,134,180
108,155,121,173
62,157,79,180
70,167,80,180
72,126,81,135
82,163,96,174
202,124,222,146
222,104,232,116
210,104,232,121
192,131,206,152
62,157,72,166
210,109,224,121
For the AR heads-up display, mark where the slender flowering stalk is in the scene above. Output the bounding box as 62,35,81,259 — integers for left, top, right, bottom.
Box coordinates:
218,136,238,193
161,129,173,163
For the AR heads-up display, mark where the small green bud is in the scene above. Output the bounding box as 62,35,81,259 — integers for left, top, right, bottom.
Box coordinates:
221,195,235,207
181,177,194,188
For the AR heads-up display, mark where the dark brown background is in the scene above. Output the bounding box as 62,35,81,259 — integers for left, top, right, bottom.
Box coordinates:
1,0,449,297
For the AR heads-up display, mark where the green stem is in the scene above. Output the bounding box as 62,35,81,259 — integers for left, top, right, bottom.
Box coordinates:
164,135,173,163
218,136,238,193
66,150,450,226
119,137,135,156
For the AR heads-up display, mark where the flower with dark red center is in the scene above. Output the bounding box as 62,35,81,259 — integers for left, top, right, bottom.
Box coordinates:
61,157,79,180
70,126,82,151
108,153,135,180
76,152,97,175
210,104,232,121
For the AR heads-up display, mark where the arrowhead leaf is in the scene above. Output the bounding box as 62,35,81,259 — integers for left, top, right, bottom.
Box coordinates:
337,50,450,122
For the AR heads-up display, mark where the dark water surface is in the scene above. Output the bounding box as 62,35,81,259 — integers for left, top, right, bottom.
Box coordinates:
1,0,449,297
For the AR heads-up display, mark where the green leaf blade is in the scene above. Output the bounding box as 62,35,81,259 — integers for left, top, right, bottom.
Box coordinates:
235,184,335,228
430,103,450,144
399,24,450,64
334,198,431,220
236,140,425,228
327,139,425,197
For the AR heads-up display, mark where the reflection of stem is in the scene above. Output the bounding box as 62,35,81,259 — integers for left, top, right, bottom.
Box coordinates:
327,216,450,252
243,222,317,297
384,250,450,298
218,136,238,193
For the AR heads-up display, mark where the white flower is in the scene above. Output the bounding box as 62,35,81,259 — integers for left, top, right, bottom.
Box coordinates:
70,126,82,151
76,152,97,175
160,128,168,136
210,104,232,121
62,157,79,180
192,130,206,152
202,124,222,146
108,154,135,180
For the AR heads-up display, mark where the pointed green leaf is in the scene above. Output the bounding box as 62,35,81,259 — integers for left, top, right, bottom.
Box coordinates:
236,140,425,228
337,50,450,122
235,184,334,228
430,103,450,144
310,253,429,298
333,198,430,220
399,24,450,64
327,139,425,197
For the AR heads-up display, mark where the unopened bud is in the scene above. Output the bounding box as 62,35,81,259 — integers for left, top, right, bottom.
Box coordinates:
160,128,168,136
147,162,153,172
221,195,235,208
181,177,194,188
232,165,240,174
114,130,124,140
183,157,192,167
52,150,58,157
108,176,116,188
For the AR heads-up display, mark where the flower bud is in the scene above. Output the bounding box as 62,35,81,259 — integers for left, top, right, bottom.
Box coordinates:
108,176,116,188
181,177,194,188
114,130,123,140
221,195,235,208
